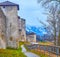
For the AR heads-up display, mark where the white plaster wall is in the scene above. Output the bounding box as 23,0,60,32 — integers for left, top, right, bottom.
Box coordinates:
26,34,36,42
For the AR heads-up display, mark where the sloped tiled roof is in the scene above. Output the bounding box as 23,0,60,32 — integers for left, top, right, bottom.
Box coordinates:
27,32,36,35
0,1,19,10
21,18,25,21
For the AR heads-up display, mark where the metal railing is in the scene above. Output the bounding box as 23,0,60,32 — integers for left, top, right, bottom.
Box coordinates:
25,44,60,57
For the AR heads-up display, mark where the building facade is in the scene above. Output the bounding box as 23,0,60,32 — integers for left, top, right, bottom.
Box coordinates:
0,1,20,49
26,32,36,43
18,17,26,41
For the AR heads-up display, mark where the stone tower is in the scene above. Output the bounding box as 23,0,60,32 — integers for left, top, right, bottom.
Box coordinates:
18,17,26,41
0,1,19,48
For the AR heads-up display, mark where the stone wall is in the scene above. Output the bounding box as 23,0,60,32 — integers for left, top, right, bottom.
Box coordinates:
19,18,26,41
26,34,36,42
0,6,19,48
0,8,6,49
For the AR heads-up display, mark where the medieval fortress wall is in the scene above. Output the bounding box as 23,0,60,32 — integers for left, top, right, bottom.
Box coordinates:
0,1,27,49
0,1,21,49
18,17,26,42
20,18,26,41
3,6,20,48
3,6,19,48
0,1,36,49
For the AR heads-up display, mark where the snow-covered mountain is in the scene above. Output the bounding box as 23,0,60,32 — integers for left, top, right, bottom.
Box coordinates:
26,25,47,36
26,25,54,41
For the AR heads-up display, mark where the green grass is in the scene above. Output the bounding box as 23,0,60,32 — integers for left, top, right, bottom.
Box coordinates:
19,41,25,46
19,41,30,46
0,42,27,57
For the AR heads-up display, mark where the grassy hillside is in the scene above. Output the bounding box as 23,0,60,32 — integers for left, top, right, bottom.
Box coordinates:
0,42,27,57
38,41,54,45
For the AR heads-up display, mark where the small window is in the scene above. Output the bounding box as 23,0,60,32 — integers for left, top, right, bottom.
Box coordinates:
19,29,22,31
10,37,13,41
3,6,5,8
22,35,24,36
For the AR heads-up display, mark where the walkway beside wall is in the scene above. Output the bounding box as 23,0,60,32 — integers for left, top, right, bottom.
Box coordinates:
21,45,40,57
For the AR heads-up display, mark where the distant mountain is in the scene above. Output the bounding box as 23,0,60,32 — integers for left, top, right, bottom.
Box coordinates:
26,25,54,41
26,25,47,36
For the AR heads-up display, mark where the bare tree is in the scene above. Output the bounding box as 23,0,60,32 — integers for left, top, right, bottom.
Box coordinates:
47,2,60,46
57,10,60,46
37,19,54,40
38,0,60,5
37,0,60,46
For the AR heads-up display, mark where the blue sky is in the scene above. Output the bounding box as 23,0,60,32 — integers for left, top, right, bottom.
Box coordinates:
0,0,47,27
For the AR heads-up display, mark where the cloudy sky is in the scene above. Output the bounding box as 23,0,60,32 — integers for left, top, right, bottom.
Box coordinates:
0,0,47,27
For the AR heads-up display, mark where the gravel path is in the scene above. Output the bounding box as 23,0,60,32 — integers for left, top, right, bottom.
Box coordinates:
21,45,40,57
